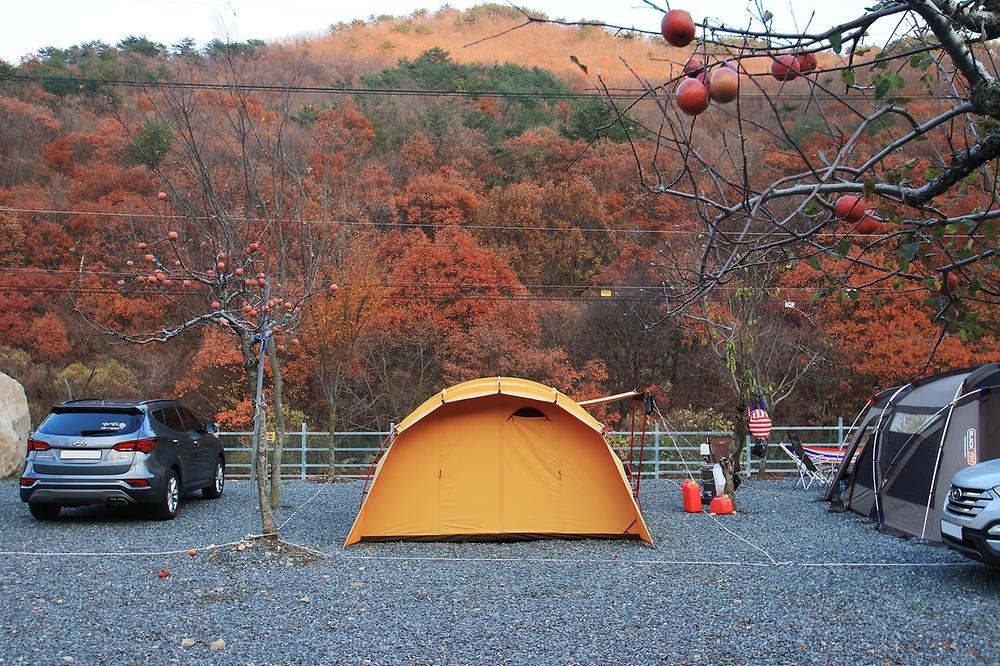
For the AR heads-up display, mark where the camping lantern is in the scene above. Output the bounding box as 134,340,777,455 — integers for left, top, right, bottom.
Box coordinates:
699,442,725,506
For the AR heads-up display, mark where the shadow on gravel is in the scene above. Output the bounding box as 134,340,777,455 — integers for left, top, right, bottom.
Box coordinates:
19,494,226,525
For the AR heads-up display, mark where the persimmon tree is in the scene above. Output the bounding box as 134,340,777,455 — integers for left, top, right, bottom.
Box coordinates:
684,268,829,495
497,1,1000,491
510,3,1000,316
71,45,330,536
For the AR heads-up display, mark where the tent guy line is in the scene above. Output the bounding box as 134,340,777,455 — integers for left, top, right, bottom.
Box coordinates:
661,476,781,565
0,543,973,568
274,477,335,532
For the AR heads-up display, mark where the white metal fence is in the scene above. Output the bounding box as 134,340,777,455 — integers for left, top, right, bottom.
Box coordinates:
219,419,849,480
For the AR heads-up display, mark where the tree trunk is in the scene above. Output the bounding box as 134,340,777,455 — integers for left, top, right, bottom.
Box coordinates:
757,439,772,477
242,335,278,537
268,338,286,509
720,402,747,507
325,386,338,480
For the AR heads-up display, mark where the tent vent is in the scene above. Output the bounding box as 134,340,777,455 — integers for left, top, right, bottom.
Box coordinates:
510,406,548,420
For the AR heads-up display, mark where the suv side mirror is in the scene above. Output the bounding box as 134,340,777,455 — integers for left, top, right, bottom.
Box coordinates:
201,421,219,434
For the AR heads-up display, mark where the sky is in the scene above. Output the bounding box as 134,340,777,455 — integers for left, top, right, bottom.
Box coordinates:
4,0,890,63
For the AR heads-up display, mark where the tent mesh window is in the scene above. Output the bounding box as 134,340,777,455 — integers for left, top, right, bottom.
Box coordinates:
510,406,549,420
884,418,946,505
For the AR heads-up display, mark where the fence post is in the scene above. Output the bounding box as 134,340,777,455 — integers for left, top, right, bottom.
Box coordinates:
744,433,751,476
654,421,661,478
300,422,307,479
836,416,844,447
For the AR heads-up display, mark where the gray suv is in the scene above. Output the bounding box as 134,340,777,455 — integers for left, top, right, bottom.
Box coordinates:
940,458,1000,566
20,399,225,521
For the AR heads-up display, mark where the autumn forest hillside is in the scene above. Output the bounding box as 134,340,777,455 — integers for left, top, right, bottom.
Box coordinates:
0,5,996,432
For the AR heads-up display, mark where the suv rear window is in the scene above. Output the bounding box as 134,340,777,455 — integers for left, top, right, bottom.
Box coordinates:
152,407,185,432
38,411,143,437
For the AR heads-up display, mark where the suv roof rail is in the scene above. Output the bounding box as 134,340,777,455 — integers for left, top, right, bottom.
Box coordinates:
57,398,147,407
53,398,183,412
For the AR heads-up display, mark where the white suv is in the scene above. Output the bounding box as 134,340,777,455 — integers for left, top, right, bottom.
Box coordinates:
940,458,1000,566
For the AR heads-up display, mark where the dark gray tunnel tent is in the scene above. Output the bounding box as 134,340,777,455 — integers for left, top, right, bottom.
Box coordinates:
823,386,900,503
827,363,1000,542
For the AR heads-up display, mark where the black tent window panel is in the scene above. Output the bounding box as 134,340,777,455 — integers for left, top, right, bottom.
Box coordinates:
884,418,947,506
510,406,549,420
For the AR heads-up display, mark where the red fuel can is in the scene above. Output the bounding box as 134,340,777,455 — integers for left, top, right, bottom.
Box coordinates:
681,479,702,513
710,494,734,515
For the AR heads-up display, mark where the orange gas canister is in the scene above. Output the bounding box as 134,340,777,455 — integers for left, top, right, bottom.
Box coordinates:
710,494,734,515
681,479,702,513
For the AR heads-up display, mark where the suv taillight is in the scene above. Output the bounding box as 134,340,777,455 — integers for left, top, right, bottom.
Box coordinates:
113,437,158,454
26,438,50,452
19,477,35,486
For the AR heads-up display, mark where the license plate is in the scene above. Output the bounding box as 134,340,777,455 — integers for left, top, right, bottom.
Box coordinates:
60,449,102,460
940,520,963,540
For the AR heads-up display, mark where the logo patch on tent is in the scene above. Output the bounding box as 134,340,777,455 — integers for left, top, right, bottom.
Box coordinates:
965,428,977,466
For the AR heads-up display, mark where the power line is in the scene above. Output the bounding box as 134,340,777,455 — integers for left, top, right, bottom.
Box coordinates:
7,206,975,240
0,72,963,103
0,72,637,100
0,266,656,291
0,266,935,297
0,205,698,236
0,284,653,303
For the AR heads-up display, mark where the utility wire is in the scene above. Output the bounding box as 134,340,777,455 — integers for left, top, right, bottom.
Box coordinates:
0,206,703,236
0,72,964,102
7,206,980,240
0,270,933,298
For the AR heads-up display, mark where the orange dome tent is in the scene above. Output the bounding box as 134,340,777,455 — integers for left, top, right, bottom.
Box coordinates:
344,377,653,546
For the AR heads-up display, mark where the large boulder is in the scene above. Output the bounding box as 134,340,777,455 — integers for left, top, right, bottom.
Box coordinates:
0,372,30,478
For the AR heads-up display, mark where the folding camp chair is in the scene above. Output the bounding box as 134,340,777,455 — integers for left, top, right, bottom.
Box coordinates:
780,435,829,490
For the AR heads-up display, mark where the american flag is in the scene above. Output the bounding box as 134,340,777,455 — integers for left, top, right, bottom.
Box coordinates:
747,406,772,440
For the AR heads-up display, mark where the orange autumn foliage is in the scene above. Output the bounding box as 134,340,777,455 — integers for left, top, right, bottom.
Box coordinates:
398,166,483,226
782,261,997,386
175,329,253,428
26,312,72,362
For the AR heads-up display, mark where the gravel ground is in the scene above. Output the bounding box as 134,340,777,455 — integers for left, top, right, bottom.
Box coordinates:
0,477,997,665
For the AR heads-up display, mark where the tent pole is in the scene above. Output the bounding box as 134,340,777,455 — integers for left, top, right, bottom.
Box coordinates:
824,401,870,501
872,384,912,528
919,386,976,540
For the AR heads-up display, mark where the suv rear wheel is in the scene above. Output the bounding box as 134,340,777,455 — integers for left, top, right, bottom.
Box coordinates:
29,504,61,520
152,470,180,520
202,458,225,500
